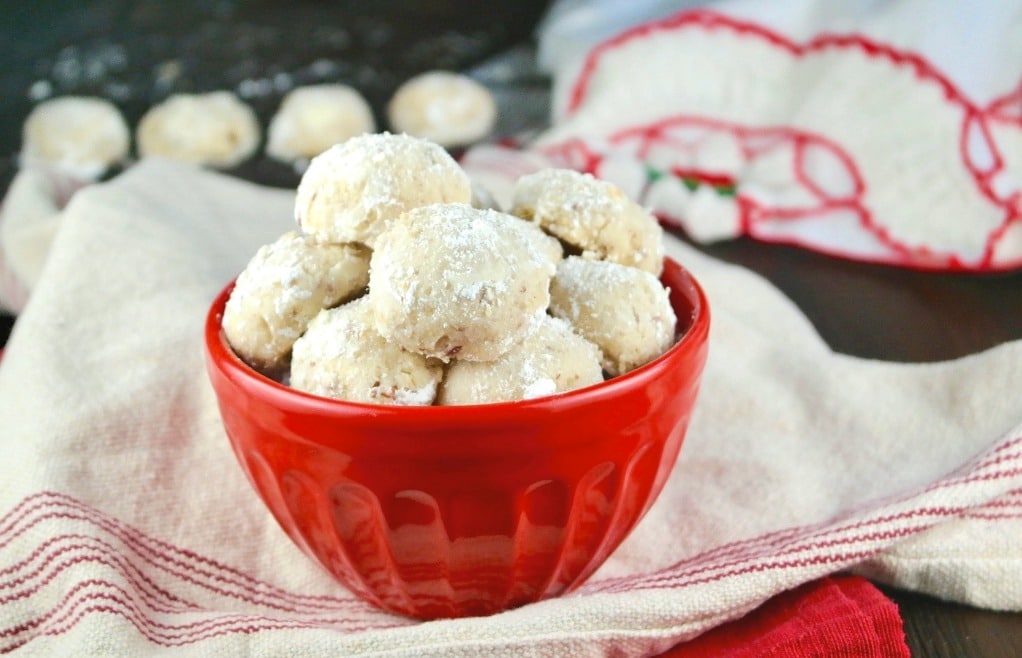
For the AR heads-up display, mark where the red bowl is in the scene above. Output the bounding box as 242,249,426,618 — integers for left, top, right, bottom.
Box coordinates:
204,257,710,619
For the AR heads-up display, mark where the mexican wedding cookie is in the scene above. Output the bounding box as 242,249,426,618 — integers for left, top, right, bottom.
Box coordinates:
21,96,130,180
439,315,603,405
222,231,370,370
136,91,260,168
294,132,472,246
291,297,442,405
266,84,375,164
511,168,664,275
549,256,676,376
369,203,555,362
387,71,497,147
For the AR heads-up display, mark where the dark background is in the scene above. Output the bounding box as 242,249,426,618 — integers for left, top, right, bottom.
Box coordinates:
0,0,553,192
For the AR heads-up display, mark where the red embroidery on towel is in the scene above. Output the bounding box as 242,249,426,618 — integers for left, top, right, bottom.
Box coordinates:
563,9,1022,271
987,83,1022,125
567,11,979,116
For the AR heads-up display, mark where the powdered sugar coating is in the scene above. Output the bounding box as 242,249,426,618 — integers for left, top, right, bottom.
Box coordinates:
549,256,676,376
369,203,556,362
294,132,472,247
387,71,497,147
137,91,260,168
291,297,442,405
511,168,664,275
438,315,604,405
20,96,130,180
222,231,369,370
266,84,375,164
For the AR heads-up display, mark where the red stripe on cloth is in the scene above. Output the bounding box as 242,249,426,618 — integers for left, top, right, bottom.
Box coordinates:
657,575,909,658
0,492,366,614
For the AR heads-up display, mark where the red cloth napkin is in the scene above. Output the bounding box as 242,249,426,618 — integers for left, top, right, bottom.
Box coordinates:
659,575,909,658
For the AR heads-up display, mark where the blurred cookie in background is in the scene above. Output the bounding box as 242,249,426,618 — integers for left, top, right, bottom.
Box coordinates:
20,96,130,181
266,84,375,170
387,70,497,148
136,91,260,168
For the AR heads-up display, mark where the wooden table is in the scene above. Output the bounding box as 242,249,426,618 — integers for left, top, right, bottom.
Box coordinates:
2,1,1021,655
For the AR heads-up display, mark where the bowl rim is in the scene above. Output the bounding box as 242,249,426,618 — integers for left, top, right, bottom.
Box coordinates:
205,256,710,426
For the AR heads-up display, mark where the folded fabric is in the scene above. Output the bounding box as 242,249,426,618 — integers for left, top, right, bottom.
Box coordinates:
0,159,1018,656
660,575,909,658
467,0,1022,272
0,168,83,313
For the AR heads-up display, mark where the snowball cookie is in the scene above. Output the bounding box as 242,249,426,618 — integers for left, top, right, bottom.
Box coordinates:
510,168,664,276
387,71,497,147
266,84,376,164
136,91,260,168
20,96,130,180
223,231,370,370
549,256,677,376
294,132,471,246
369,203,555,362
291,297,443,405
438,315,603,405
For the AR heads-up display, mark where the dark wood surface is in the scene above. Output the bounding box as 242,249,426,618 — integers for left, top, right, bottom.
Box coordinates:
2,2,1021,656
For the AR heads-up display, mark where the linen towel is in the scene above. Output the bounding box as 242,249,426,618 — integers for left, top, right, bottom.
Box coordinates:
0,159,1018,656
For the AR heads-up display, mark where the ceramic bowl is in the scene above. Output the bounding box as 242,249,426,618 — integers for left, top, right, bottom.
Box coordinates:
204,257,709,619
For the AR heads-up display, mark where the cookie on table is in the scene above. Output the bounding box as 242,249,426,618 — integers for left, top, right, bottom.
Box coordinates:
387,71,497,148
294,132,471,247
21,96,130,180
438,314,603,405
266,84,375,165
549,256,676,376
291,297,442,405
510,168,664,276
137,91,260,168
369,203,555,362
222,231,369,371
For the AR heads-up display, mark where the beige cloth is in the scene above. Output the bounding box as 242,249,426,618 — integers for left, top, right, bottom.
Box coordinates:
0,168,84,313
0,159,1020,656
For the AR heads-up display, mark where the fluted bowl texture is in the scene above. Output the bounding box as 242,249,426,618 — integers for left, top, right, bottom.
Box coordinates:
204,256,710,619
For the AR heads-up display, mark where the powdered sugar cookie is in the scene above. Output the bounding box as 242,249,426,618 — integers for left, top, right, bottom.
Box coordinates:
387,71,497,147
223,231,369,370
294,132,471,246
549,256,675,376
266,84,375,165
291,297,442,405
369,203,555,362
137,91,260,168
510,168,664,275
20,96,130,180
438,314,603,405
